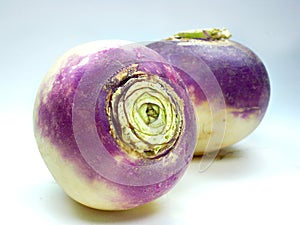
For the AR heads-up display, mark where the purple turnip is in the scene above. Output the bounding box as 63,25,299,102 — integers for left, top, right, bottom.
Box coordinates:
33,40,197,210
147,28,270,156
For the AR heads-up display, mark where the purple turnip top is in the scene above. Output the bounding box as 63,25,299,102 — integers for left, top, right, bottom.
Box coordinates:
147,28,270,155
33,40,197,210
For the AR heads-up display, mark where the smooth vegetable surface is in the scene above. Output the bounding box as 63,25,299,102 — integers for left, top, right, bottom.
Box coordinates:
33,40,197,210
147,28,270,156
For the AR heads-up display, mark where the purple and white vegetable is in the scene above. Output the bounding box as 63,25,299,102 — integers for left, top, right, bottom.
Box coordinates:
33,40,197,210
147,28,270,155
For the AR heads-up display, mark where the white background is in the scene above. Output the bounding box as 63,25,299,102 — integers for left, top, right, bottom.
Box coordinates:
1,0,299,224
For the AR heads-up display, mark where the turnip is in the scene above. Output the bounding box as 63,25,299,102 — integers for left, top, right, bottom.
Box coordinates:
33,40,197,210
147,28,270,156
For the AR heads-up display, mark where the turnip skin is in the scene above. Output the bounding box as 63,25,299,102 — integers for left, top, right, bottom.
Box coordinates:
33,40,197,210
147,29,270,155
